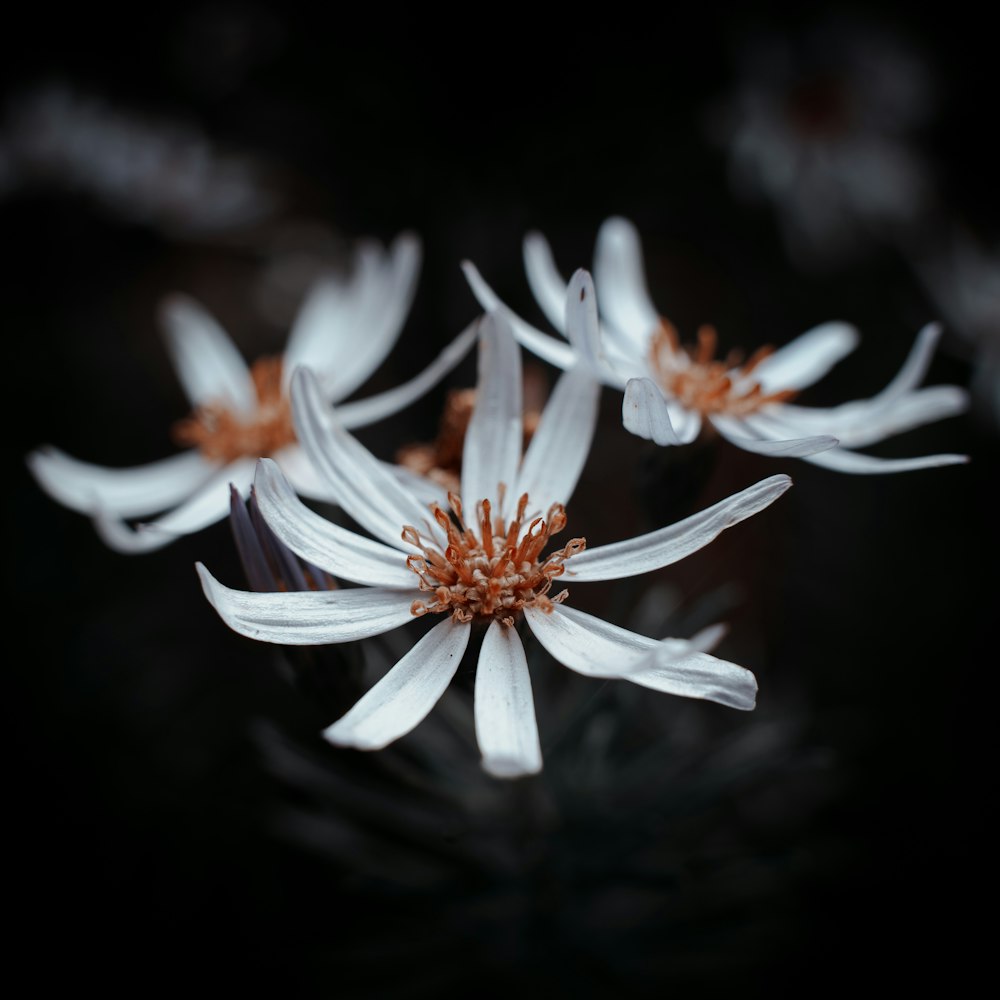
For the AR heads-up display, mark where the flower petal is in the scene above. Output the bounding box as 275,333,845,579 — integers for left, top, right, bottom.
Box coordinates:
26,446,216,517
751,321,861,394
322,617,470,749
565,270,604,371
198,562,419,644
567,474,792,581
710,414,839,456
290,367,431,549
461,312,523,517
525,604,757,709
460,260,577,371
335,320,479,430
622,377,691,446
253,459,417,588
593,216,662,354
93,457,257,553
515,367,600,512
800,446,969,475
523,230,569,332
159,294,256,412
474,621,542,778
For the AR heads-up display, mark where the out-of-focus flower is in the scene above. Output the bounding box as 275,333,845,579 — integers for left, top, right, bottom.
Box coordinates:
0,84,277,237
28,233,478,551
198,289,792,779
464,217,969,474
706,18,935,268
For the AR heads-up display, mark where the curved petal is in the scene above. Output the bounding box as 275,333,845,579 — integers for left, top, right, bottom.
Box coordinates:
567,474,792,582
282,273,351,381
461,313,523,517
336,320,479,430
159,293,255,413
474,621,542,778
253,458,416,588
323,617,470,749
93,457,256,553
198,563,419,644
751,321,861,394
593,216,662,353
873,322,944,402
622,377,688,446
800,446,969,475
523,230,569,332
565,270,604,371
290,367,431,549
515,367,600,512
460,260,577,371
710,414,839,456
26,446,216,518
525,604,757,710
272,445,339,502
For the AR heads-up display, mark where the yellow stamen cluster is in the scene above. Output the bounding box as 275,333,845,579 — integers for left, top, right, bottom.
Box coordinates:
173,356,295,462
649,320,797,417
404,491,585,627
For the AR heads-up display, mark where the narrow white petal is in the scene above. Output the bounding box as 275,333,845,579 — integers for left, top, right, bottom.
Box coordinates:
752,321,861,394
475,621,542,778
461,313,523,516
336,321,479,430
93,457,256,553
282,274,352,381
593,216,662,353
254,459,416,588
323,617,470,749
290,367,431,549
525,604,757,710
622,377,685,445
565,270,604,370
273,445,339,502
802,447,969,475
515,367,600,511
523,231,569,332
198,562,419,644
460,260,577,371
874,322,944,402
568,474,792,581
26,447,215,517
159,294,256,412
710,414,839,457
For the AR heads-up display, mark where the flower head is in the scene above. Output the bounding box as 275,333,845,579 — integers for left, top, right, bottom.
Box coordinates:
28,233,478,551
463,216,969,474
198,289,792,778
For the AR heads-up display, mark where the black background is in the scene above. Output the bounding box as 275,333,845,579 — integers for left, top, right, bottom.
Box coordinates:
6,4,996,996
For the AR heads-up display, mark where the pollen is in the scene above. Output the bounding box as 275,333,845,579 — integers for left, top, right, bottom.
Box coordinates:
648,319,797,417
172,356,296,462
403,491,585,627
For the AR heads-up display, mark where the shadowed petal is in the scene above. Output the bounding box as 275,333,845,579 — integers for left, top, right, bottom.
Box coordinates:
622,377,691,445
710,414,839,456
475,621,542,778
323,617,470,749
523,231,569,332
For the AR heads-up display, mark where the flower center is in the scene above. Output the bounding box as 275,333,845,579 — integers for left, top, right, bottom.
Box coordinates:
403,490,585,627
172,356,296,462
648,319,797,417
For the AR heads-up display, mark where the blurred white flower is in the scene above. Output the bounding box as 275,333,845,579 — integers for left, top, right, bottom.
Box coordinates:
28,233,477,551
464,217,968,474
706,18,934,268
198,290,792,779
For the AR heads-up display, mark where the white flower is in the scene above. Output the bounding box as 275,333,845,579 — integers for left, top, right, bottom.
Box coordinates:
463,216,969,474
198,283,792,779
28,233,478,552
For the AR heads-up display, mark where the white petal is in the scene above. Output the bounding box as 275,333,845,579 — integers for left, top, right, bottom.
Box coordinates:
710,414,839,456
801,446,969,475
323,617,470,749
159,294,255,412
336,320,479,430
525,604,757,709
461,313,523,516
272,445,339,502
515,367,600,512
622,377,687,446
873,322,944,402
253,458,416,588
752,321,861,394
523,231,569,332
282,273,352,381
460,260,577,371
593,216,662,353
198,562,419,644
290,367,431,549
564,270,604,370
94,457,256,553
474,621,542,778
567,474,792,582
26,446,215,517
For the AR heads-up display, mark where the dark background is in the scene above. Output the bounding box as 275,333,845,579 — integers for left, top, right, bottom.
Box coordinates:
7,4,995,996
